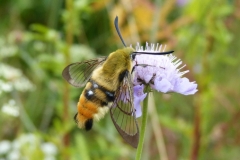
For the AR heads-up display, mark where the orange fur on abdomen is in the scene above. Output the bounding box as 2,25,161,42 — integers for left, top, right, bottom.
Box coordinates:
74,81,111,130
76,92,98,128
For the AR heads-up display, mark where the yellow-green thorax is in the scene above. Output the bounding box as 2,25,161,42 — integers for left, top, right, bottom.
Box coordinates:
102,47,134,75
91,47,135,91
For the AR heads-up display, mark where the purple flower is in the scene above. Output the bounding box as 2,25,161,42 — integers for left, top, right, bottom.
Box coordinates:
132,42,198,94
176,0,189,7
131,42,198,115
133,85,147,118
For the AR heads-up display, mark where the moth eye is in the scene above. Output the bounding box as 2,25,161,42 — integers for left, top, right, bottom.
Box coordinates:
131,53,136,60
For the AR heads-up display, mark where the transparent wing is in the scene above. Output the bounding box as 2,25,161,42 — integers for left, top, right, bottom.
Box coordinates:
62,57,106,87
110,72,139,148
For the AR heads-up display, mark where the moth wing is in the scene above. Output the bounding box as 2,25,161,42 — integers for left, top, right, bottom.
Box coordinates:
110,72,139,148
62,57,106,87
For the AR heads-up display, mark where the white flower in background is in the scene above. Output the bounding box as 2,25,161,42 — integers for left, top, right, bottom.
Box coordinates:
0,140,11,155
6,150,20,160
0,64,21,79
0,37,18,59
0,134,58,160
0,80,12,93
41,142,58,160
0,64,34,93
17,134,40,152
1,99,19,117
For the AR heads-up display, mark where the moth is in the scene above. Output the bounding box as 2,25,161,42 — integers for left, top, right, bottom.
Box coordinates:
62,16,173,148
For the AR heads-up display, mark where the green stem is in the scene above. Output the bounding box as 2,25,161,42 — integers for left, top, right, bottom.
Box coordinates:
62,0,72,159
135,92,149,160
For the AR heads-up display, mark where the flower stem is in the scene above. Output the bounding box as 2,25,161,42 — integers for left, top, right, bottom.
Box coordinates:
62,0,73,159
149,94,169,160
135,92,149,160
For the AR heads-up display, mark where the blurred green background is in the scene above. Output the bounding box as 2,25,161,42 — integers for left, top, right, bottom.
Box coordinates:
0,0,239,159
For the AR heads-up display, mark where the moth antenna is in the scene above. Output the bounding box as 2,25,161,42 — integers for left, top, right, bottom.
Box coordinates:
114,16,126,47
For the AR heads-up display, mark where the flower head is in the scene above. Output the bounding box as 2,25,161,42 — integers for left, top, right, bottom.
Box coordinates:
132,42,198,95
131,42,198,114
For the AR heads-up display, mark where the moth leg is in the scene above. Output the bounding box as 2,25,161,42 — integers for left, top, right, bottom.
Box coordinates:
131,64,155,74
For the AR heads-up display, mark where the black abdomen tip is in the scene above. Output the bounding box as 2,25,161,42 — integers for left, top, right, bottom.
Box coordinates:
85,119,93,131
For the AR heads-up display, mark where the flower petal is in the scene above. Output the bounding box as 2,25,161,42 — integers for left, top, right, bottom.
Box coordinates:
173,78,198,95
133,85,147,118
152,77,173,93
134,103,142,118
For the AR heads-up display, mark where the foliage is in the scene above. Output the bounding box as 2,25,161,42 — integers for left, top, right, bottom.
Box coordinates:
0,0,239,159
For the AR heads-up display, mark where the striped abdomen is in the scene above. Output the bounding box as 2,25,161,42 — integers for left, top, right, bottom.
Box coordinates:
74,80,115,130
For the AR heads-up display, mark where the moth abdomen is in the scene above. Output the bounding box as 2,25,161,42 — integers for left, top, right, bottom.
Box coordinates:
75,80,115,130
